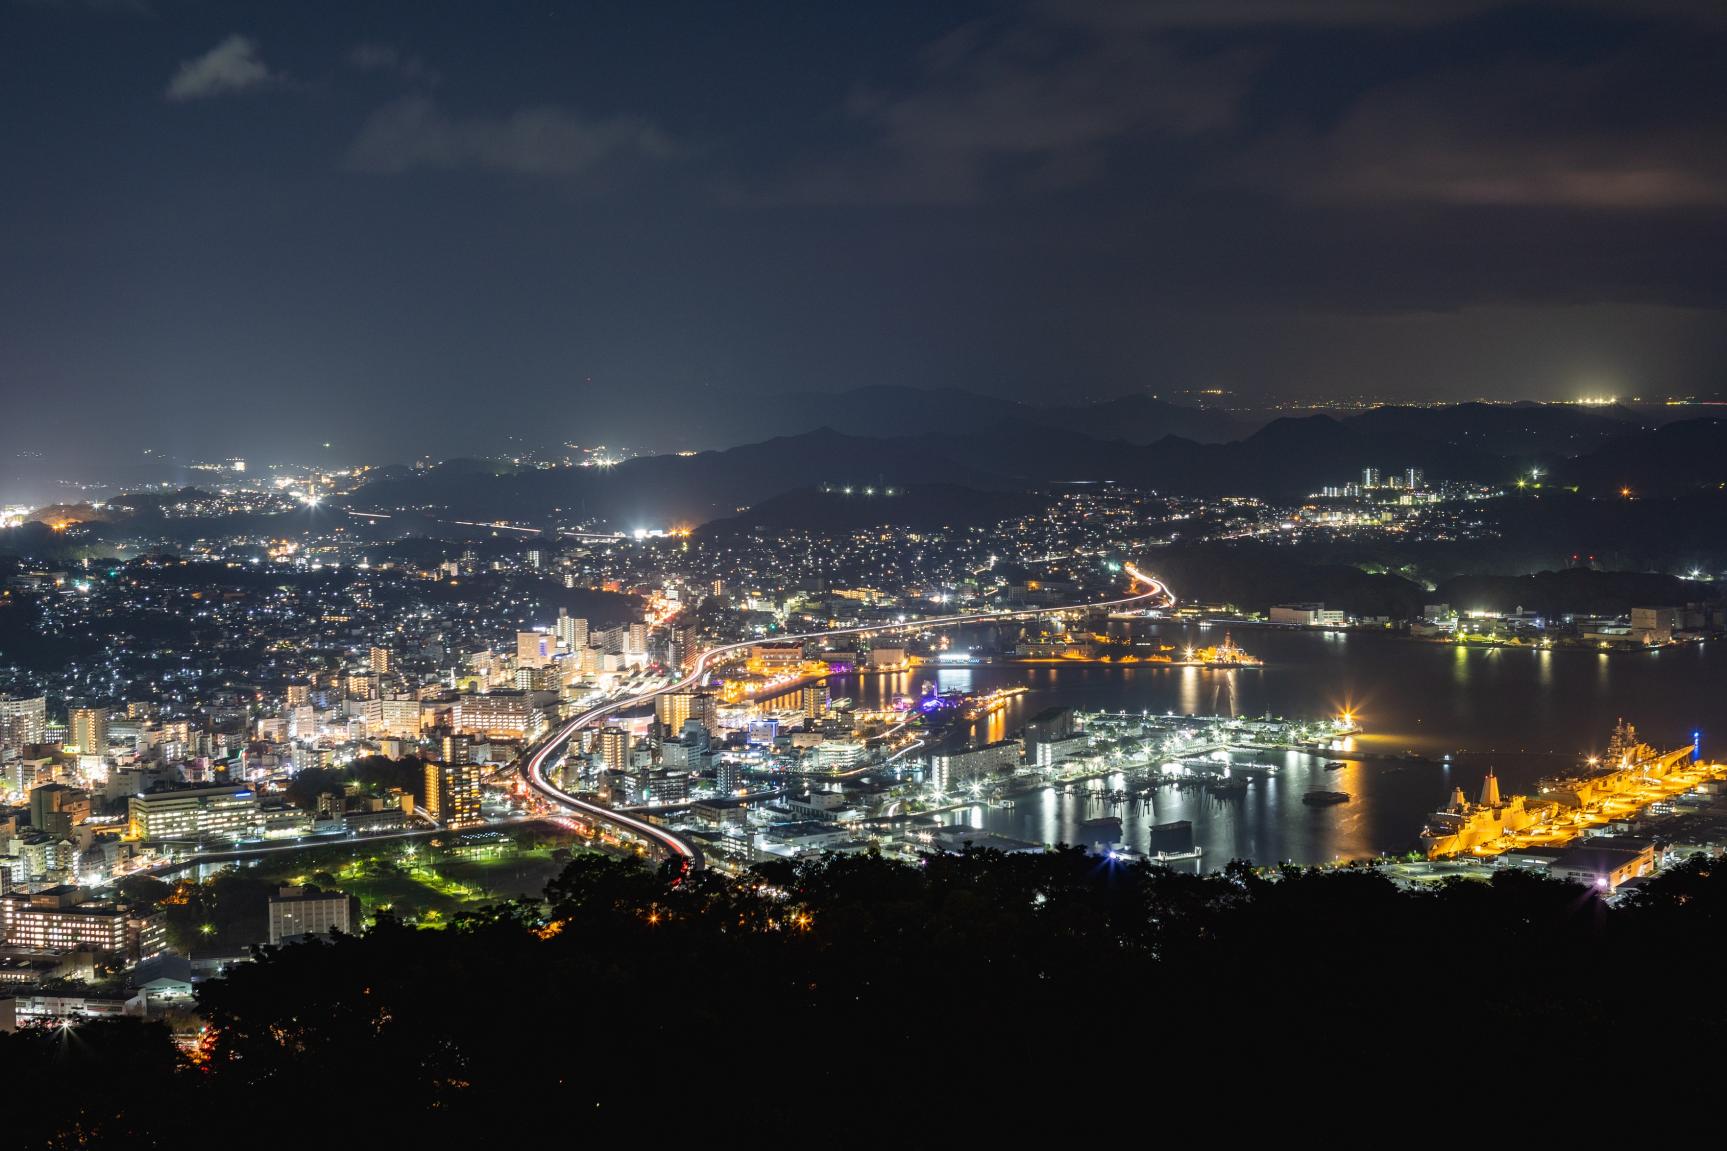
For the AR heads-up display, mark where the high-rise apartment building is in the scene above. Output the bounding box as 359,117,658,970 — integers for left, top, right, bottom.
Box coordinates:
440,732,474,765
423,761,482,829
713,755,739,795
367,697,423,740
655,691,695,735
597,727,632,772
288,704,317,742
68,707,107,757
928,741,1021,795
0,695,47,755
516,630,553,669
801,682,829,721
451,692,531,739
670,625,697,670
1022,707,1077,765
555,609,589,652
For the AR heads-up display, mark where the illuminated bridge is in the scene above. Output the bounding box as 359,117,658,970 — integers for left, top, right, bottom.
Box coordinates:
517,567,1174,873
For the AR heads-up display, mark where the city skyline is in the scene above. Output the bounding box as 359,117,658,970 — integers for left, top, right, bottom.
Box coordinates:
6,4,1727,1134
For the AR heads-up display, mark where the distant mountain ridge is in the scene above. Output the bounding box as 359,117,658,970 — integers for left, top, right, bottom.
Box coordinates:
347,428,1012,527
643,385,1254,449
1341,401,1646,460
343,408,1605,527
600,387,1660,460
1552,417,1727,496
63,404,1714,536
346,409,1726,529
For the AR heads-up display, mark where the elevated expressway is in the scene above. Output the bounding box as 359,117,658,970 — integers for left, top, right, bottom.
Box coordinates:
518,564,1173,873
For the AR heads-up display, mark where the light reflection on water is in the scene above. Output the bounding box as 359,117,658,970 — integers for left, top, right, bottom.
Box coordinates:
832,624,1720,867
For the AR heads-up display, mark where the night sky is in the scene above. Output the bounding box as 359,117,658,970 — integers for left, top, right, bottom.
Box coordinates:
4,0,1725,472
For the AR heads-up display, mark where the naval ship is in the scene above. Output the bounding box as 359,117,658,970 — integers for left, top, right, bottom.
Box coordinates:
1419,770,1554,858
1420,719,1697,859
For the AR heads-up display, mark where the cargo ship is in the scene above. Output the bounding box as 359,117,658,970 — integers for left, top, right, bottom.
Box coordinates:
1303,790,1351,806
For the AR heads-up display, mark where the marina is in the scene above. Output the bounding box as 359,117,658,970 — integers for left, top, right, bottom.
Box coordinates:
830,624,1727,866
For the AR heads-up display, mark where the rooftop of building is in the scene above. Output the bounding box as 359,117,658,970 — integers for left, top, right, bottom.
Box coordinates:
1550,845,1653,872
134,781,253,798
270,885,351,903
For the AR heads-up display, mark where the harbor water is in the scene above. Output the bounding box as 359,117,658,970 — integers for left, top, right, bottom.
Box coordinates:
826,623,1722,867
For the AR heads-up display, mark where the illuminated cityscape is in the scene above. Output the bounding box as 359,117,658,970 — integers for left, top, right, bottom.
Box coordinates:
4,0,1727,1139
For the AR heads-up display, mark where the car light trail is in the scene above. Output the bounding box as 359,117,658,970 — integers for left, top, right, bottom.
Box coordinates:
517,569,1172,872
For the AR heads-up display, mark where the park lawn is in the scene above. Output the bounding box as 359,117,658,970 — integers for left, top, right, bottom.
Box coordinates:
337,846,601,925
151,827,614,938
435,846,570,900
340,869,471,924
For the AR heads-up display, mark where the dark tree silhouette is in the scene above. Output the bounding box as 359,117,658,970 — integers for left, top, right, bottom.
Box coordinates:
16,849,1727,1142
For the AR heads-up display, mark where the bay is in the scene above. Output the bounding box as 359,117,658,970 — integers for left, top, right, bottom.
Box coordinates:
825,623,1720,867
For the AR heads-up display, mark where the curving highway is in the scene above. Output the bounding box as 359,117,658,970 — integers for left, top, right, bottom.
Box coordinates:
518,565,1173,872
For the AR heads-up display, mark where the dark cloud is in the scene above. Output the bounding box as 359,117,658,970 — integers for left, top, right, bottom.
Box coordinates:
17,0,155,14
348,43,439,87
164,33,280,102
1046,0,1727,29
782,13,1261,203
1044,0,1505,29
347,95,683,176
2,0,1725,477
1234,31,1727,209
771,0,1727,212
